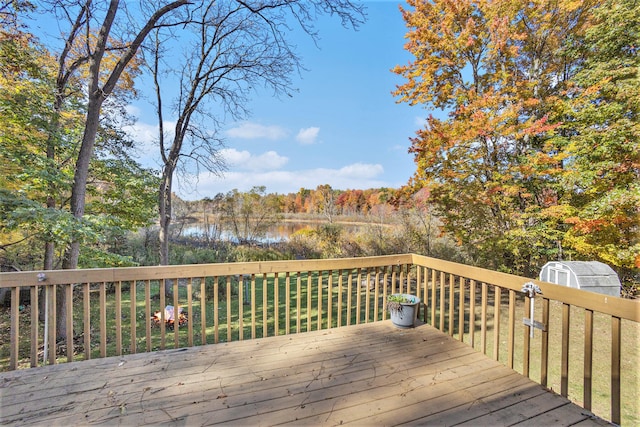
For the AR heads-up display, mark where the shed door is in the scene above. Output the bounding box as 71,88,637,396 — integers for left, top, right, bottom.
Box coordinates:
550,267,570,287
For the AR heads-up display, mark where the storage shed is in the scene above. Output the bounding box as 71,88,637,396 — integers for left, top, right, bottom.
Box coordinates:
539,261,621,297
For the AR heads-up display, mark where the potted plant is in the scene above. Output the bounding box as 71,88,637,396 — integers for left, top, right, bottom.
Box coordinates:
386,293,421,328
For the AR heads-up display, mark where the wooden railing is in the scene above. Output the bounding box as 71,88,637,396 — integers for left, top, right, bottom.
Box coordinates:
1,254,638,425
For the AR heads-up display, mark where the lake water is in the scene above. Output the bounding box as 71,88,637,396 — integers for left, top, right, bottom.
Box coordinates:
180,221,368,243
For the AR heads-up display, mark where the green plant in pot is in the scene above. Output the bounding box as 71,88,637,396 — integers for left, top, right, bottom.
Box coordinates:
386,293,421,328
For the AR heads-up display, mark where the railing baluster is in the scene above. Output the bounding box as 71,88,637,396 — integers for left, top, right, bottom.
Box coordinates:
316,271,322,330
540,297,549,386
307,272,312,331
145,280,151,352
327,270,333,328
10,287,18,370
469,280,476,349
439,271,445,331
200,277,207,345
415,266,421,311
391,266,397,295
493,286,501,361
337,270,343,327
252,274,257,339
82,283,91,360
355,268,361,325
507,289,516,369
448,273,455,336
561,302,570,397
159,279,166,350
214,276,219,343
481,282,488,355
65,284,73,362
296,273,302,333
364,269,370,323
285,272,291,335
583,308,593,411
403,264,408,294
458,277,465,341
173,278,179,348
130,280,137,354
187,278,193,347
430,269,436,326
239,275,244,341
99,282,106,357
383,267,389,321
374,269,380,321
115,281,122,356
263,273,268,337
523,295,531,377
31,286,39,367
48,285,56,365
611,316,621,425
226,275,232,341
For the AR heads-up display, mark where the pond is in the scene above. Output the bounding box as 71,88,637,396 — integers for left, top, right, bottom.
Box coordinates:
179,220,371,243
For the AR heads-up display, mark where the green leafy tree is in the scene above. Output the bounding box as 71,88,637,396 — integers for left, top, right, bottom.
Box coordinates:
221,186,282,245
0,9,79,271
555,0,640,275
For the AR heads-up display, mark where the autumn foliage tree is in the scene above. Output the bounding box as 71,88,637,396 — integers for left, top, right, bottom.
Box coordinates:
394,0,611,275
554,0,639,277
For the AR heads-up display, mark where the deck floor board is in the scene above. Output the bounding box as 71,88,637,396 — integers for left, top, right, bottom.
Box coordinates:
0,321,608,426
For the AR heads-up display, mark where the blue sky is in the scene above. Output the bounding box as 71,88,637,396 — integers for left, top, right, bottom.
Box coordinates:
126,1,431,200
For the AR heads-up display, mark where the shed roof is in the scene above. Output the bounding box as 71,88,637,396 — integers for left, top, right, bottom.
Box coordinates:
541,261,621,287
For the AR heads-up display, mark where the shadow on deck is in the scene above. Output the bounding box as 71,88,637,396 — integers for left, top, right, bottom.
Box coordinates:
0,322,610,426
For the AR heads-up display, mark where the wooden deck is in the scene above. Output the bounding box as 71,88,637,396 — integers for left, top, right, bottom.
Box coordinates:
0,321,609,426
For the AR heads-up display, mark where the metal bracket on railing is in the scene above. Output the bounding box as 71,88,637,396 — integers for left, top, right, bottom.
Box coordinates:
521,281,545,337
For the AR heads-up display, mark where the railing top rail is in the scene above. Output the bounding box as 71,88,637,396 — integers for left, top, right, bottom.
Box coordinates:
0,254,414,287
411,254,639,322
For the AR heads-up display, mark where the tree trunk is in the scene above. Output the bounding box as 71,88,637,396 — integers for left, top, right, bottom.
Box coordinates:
55,0,189,347
59,98,103,338
158,169,173,266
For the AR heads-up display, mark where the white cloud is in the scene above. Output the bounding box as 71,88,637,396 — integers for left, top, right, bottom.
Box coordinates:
221,148,288,171
179,161,387,199
122,120,175,165
123,121,159,146
125,104,142,117
336,162,384,179
226,122,288,140
295,127,320,145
